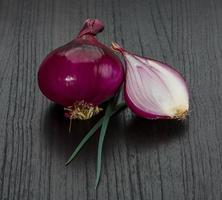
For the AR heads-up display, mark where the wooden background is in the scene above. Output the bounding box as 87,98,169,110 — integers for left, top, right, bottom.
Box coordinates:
0,0,222,199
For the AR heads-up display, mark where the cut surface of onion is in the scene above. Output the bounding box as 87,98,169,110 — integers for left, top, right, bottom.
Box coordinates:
112,42,189,119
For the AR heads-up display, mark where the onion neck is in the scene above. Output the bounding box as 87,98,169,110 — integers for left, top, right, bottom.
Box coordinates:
77,19,104,38
111,42,126,54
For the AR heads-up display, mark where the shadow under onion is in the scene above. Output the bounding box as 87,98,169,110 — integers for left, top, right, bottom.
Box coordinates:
41,104,188,164
123,116,188,149
41,103,102,161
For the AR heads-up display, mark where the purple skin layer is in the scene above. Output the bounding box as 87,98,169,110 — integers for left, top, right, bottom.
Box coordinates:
38,19,124,107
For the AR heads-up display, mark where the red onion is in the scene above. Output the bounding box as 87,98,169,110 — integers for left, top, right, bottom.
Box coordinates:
38,19,124,120
112,43,189,119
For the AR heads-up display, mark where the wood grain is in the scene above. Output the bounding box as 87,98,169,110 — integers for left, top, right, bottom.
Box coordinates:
0,0,222,199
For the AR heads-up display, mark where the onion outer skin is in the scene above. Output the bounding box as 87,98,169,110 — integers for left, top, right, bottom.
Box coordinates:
38,19,124,108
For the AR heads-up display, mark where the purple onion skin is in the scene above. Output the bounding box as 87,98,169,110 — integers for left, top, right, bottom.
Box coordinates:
38,20,124,107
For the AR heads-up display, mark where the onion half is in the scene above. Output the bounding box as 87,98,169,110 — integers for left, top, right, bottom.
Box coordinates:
112,42,189,119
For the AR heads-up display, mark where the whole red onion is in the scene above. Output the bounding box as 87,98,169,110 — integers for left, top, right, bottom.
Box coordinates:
38,19,124,119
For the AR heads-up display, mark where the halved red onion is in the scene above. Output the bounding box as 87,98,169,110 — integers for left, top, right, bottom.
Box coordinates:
112,42,189,119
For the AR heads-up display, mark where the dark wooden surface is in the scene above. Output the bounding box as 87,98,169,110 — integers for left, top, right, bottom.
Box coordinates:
0,0,222,199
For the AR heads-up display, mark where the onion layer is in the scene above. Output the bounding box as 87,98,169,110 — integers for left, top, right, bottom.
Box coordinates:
112,42,189,119
38,19,124,120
